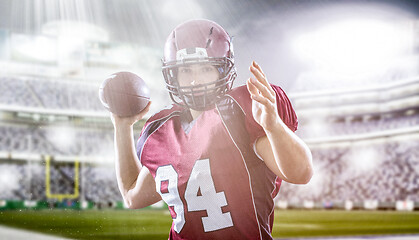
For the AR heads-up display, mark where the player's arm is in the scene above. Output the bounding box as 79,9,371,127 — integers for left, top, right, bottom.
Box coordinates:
111,103,162,209
247,61,313,184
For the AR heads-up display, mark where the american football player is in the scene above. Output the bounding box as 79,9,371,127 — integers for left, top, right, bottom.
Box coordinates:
111,19,313,240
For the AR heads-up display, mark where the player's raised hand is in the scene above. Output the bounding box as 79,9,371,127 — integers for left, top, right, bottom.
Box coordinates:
246,61,280,131
110,101,152,129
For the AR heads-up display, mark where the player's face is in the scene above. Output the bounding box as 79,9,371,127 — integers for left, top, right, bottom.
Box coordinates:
177,64,219,87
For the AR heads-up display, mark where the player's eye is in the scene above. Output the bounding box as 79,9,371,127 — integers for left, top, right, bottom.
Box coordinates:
180,68,191,73
202,67,213,72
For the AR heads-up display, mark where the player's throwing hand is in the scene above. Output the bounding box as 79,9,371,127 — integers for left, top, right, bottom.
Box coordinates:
110,101,152,129
246,61,280,131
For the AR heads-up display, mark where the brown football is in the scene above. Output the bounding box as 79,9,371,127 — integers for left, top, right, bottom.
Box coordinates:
99,72,150,117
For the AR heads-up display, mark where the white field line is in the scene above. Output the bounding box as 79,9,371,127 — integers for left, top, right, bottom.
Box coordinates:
0,225,72,240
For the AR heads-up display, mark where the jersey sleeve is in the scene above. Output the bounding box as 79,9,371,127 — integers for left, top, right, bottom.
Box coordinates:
228,84,298,146
136,120,152,167
272,84,298,132
136,104,183,166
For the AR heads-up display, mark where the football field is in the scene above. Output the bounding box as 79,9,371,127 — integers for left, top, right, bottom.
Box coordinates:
0,209,418,240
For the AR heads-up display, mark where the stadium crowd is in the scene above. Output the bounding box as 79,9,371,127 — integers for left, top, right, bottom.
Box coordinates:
0,161,121,203
0,124,113,156
0,76,418,208
279,140,419,204
297,111,419,139
1,140,418,205
0,77,104,111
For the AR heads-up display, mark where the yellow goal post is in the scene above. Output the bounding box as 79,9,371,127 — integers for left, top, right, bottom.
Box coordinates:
45,155,79,202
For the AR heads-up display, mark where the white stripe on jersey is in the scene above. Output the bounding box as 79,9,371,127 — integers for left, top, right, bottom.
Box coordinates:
215,103,263,240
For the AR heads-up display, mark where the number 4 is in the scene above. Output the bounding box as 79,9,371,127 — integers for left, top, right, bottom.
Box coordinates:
185,159,233,232
156,159,233,233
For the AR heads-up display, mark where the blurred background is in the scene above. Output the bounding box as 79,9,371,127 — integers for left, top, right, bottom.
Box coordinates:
0,0,418,239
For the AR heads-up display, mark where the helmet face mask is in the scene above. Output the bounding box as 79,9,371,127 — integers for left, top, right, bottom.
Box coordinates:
162,57,236,111
162,19,237,111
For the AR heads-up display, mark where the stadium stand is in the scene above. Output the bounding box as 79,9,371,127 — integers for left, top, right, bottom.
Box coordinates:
0,74,418,210
0,123,113,156
0,160,122,203
279,140,419,206
296,111,419,139
0,76,104,111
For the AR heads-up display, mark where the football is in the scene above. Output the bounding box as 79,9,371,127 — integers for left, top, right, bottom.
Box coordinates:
98,72,150,117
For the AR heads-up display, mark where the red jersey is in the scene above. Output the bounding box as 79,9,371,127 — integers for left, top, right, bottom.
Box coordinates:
136,85,298,240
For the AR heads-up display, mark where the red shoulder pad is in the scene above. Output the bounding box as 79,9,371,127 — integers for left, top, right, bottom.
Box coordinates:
140,104,183,134
227,84,298,132
146,104,183,123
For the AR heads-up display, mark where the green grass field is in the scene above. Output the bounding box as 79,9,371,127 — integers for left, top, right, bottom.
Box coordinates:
0,209,418,239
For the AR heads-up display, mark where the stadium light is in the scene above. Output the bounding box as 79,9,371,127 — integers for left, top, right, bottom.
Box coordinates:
42,21,109,42
307,117,331,138
0,167,20,194
58,35,84,59
46,125,77,152
348,146,382,173
293,19,412,76
12,34,57,62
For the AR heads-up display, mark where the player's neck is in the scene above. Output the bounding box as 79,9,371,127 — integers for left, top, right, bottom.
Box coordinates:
190,109,203,120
